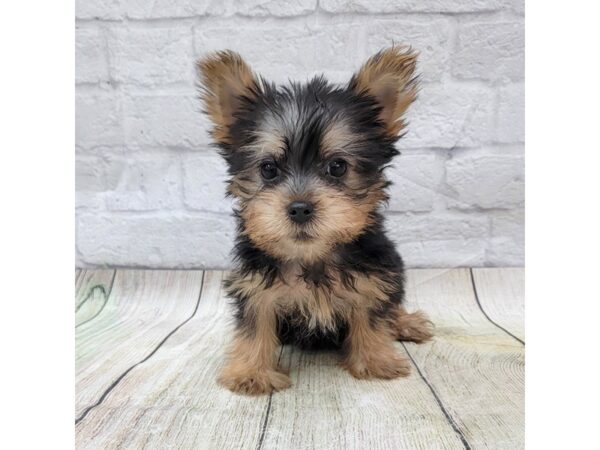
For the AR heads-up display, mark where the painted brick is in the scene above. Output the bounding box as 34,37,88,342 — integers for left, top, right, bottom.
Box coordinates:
77,213,235,268
496,83,525,143
123,0,224,19
75,3,525,268
452,21,525,81
104,155,183,211
230,0,317,16
385,212,489,244
76,0,122,19
385,212,489,266
123,93,208,148
445,150,524,209
363,18,452,83
182,152,234,213
399,83,495,149
487,209,524,265
512,0,525,15
320,0,510,13
76,157,106,210
194,18,363,83
76,157,106,192
76,91,123,148
398,238,488,267
385,154,445,212
107,26,194,86
76,28,109,84
195,17,449,83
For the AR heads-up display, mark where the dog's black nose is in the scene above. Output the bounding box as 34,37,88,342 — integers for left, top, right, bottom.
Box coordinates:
288,201,314,224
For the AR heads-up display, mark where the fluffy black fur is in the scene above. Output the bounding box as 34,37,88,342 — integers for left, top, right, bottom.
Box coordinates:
197,48,432,394
220,77,407,349
197,47,421,357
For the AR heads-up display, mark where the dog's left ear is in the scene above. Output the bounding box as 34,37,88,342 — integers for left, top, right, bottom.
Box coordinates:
196,50,261,145
349,46,419,137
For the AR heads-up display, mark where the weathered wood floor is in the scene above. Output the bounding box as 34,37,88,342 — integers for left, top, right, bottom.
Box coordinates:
75,268,524,450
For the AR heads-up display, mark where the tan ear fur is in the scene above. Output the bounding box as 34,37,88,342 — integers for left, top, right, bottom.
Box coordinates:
349,46,419,137
196,50,260,144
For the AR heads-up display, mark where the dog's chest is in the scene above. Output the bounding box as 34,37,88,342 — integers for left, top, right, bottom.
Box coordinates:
273,264,354,331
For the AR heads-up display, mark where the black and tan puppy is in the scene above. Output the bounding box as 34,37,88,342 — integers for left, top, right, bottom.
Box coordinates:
196,47,434,395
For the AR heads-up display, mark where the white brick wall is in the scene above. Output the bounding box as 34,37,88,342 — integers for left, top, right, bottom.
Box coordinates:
76,0,524,269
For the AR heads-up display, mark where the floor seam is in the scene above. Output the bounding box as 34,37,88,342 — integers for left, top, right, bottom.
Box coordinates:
75,271,206,425
469,268,525,345
401,342,472,450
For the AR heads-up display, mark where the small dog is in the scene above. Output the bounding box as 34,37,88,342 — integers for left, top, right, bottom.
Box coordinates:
196,47,434,395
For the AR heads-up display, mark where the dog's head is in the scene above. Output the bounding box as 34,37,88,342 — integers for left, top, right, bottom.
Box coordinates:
197,47,418,263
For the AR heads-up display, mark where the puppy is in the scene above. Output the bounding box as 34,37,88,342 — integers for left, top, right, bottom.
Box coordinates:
196,47,434,395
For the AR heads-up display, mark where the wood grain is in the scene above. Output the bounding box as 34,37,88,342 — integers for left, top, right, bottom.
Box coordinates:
402,269,524,450
75,270,115,327
472,268,525,342
76,271,271,449
261,345,468,449
75,268,524,449
76,270,203,419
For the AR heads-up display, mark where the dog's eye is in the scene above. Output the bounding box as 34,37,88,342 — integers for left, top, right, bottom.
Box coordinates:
260,162,279,180
327,159,347,178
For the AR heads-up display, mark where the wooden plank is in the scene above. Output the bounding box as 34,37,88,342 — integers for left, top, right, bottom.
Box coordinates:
75,270,203,419
402,269,524,449
76,271,271,449
471,268,524,342
75,270,115,327
261,345,468,449
76,269,524,449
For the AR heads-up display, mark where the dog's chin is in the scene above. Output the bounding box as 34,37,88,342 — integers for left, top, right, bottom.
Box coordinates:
292,230,314,242
254,232,329,263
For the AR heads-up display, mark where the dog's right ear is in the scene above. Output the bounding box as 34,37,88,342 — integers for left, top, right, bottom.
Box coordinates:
196,51,261,145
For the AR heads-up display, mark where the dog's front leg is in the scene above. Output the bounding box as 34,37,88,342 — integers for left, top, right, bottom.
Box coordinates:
342,306,411,380
218,301,291,395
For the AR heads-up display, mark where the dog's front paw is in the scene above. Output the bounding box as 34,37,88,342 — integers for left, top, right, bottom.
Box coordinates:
343,353,411,380
218,369,292,395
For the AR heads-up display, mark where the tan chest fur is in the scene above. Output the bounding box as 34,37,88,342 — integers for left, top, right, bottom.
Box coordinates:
229,264,392,332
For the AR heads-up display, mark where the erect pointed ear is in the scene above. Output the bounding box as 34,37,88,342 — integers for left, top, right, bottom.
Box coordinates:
196,50,261,144
349,46,419,137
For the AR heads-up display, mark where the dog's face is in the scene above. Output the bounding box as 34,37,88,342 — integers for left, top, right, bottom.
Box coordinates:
197,48,418,263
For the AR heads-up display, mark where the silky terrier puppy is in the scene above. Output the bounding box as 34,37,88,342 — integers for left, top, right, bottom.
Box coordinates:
196,46,434,395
